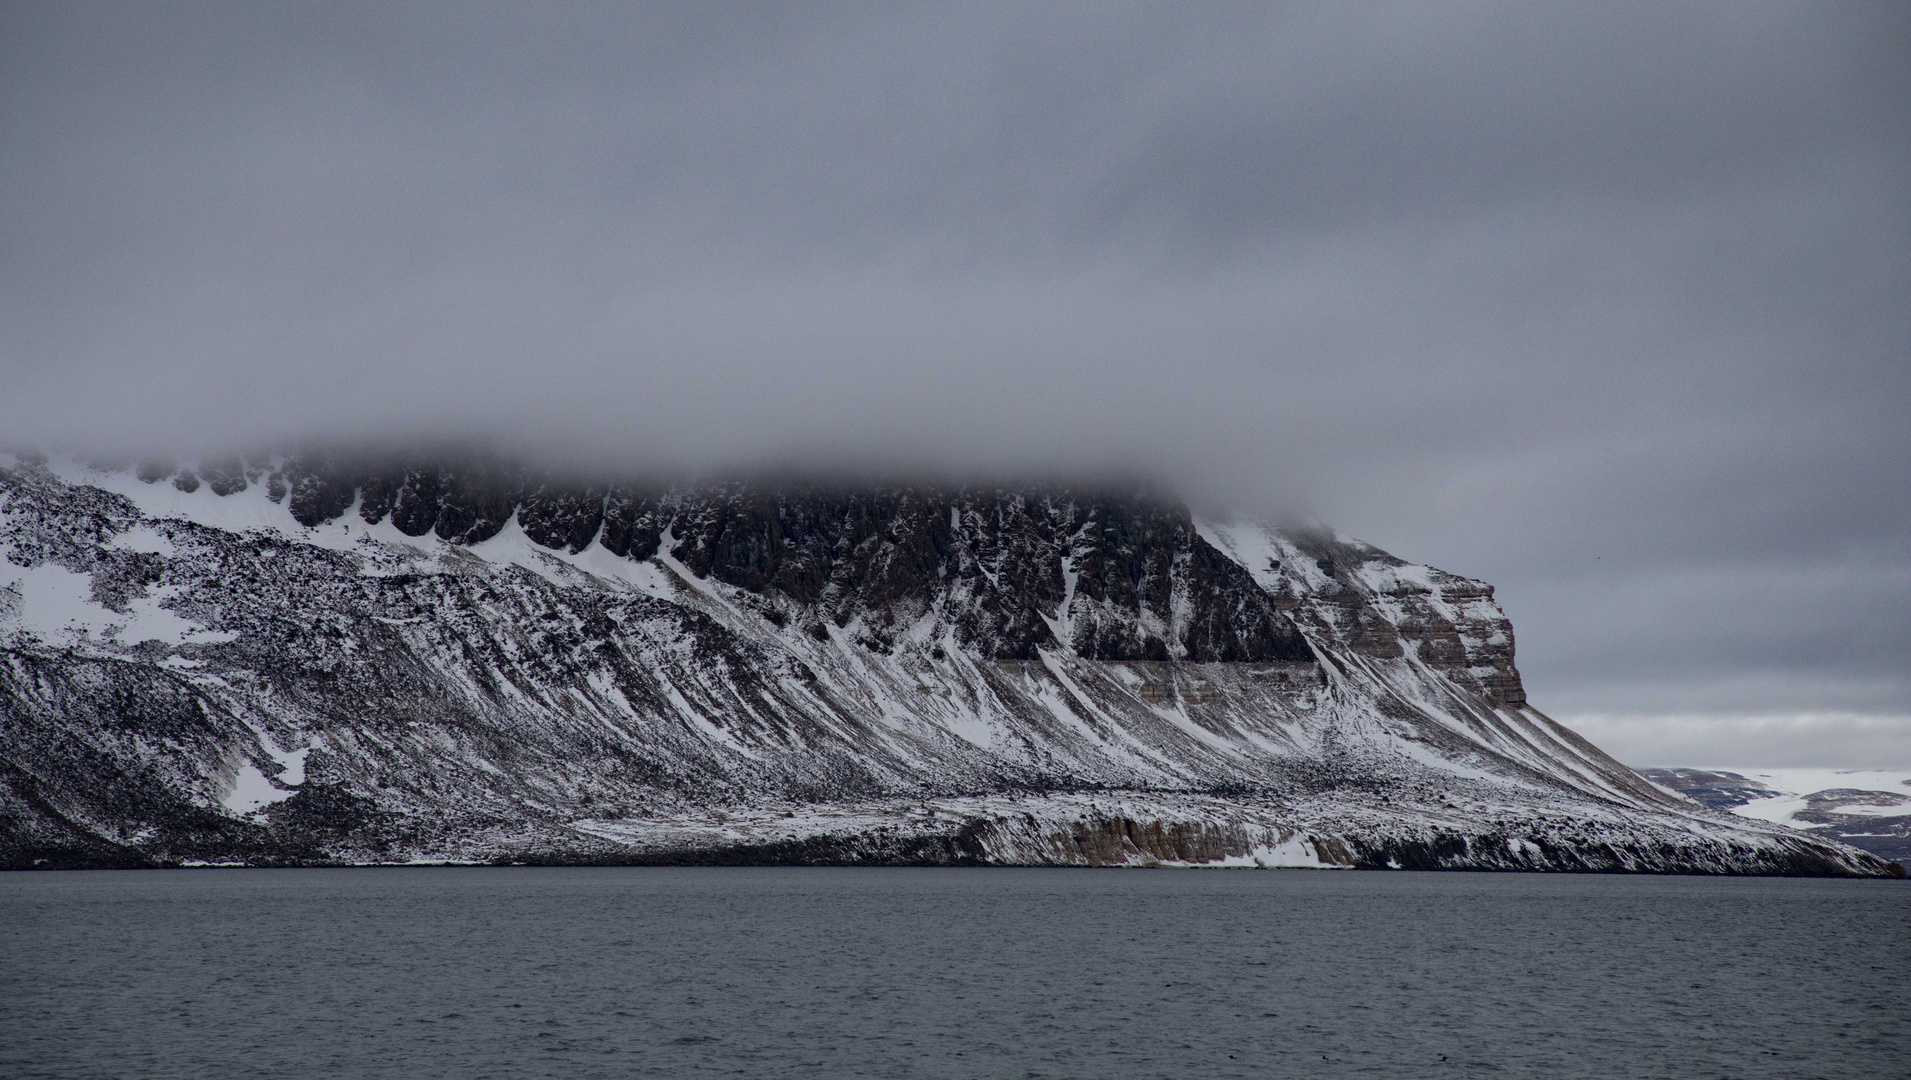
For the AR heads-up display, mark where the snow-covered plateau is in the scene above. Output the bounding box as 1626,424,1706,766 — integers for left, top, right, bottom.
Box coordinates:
0,450,1898,876
1639,768,1911,869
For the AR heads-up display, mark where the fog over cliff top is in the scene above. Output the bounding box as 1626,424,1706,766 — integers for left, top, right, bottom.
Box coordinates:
2,2,1907,764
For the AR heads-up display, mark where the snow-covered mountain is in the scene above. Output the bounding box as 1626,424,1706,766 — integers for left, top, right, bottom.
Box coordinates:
1,450,1896,875
1640,768,1911,868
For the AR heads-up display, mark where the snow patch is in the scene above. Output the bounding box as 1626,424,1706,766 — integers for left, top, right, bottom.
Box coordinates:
223,764,295,814
108,525,175,556
0,558,233,645
1205,835,1350,869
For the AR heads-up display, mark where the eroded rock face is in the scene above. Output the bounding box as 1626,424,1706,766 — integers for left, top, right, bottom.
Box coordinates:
0,451,1898,877
1276,531,1526,706
239,453,1319,664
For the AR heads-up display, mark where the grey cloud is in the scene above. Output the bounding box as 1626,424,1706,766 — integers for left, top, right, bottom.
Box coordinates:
1,1,1906,759
1563,712,1911,770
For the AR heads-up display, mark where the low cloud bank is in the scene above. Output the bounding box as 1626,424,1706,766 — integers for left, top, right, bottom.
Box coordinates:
1565,711,1911,770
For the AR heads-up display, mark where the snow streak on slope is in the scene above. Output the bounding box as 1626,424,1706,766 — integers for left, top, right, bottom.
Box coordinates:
0,453,1896,876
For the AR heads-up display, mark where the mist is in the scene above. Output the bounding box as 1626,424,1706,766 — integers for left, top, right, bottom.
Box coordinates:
3,1,1907,763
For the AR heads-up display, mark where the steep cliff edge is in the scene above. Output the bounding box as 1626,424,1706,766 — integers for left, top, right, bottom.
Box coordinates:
0,451,1896,876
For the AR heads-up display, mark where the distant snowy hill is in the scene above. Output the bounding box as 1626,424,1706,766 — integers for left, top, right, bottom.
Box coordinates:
0,450,1896,876
1639,768,1911,868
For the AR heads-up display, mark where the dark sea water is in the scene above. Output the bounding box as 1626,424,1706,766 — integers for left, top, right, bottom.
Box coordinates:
1,868,1904,1080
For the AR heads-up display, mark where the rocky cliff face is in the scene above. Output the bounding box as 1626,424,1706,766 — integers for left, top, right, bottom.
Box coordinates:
0,450,1897,876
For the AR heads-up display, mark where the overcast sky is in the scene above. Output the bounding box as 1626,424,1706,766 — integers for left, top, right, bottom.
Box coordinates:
3,1,1906,766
